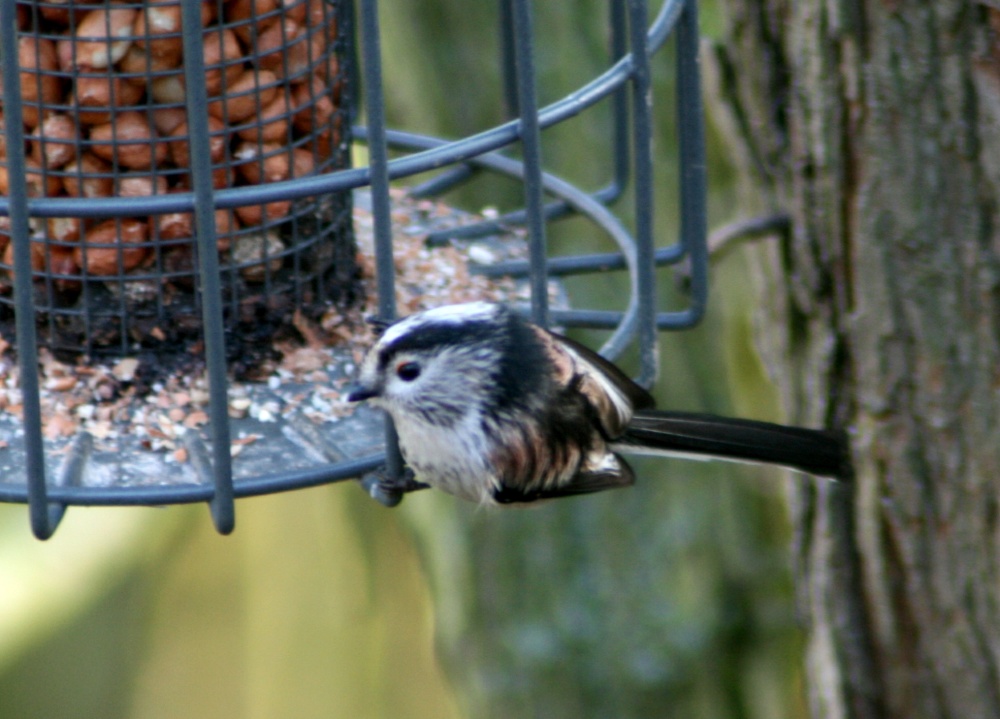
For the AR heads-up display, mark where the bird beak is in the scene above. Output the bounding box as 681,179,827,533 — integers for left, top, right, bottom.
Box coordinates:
346,384,378,402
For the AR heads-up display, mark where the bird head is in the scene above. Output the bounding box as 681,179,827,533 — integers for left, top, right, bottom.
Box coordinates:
347,302,515,426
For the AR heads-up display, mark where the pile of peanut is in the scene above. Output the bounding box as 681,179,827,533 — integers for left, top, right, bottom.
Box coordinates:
0,0,342,291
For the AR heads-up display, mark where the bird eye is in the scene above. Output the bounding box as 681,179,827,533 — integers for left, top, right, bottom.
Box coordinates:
396,361,421,382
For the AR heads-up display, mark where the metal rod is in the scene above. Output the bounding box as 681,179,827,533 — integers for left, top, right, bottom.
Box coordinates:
677,0,708,324
510,0,548,326
0,0,61,539
369,128,643,358
0,454,387,506
608,0,631,206
471,242,687,278
628,0,659,388
407,164,478,199
499,0,519,118
359,0,405,481
180,0,235,534
424,182,624,246
56,432,93,490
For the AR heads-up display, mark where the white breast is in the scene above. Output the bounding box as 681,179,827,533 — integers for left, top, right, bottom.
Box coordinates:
393,411,498,504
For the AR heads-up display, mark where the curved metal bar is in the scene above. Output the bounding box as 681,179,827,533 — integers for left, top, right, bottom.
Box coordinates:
419,0,631,248
375,128,641,361
471,242,687,278
0,454,385,506
0,0,57,539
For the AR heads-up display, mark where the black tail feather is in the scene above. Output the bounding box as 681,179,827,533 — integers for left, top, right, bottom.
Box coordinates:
616,411,851,481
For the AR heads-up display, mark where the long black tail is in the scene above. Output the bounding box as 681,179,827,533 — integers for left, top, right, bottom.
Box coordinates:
613,411,851,481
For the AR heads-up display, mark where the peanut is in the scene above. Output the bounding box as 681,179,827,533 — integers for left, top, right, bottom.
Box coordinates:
47,216,85,244
74,72,145,125
207,69,278,123
203,27,244,96
234,93,291,143
291,74,336,133
132,2,184,69
89,111,168,170
233,141,290,184
74,7,138,69
74,218,149,276
167,115,228,168
234,201,291,226
29,114,78,169
2,38,64,128
62,153,114,198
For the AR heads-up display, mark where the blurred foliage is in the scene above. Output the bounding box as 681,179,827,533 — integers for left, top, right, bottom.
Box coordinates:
0,491,459,719
0,1,807,718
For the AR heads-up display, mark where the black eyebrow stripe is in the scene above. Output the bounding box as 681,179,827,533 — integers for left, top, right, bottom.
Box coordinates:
377,320,500,369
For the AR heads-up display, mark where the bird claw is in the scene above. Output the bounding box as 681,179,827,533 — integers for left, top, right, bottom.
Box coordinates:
360,467,429,507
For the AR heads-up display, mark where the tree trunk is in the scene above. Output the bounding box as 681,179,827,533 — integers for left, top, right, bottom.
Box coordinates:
710,1,1000,717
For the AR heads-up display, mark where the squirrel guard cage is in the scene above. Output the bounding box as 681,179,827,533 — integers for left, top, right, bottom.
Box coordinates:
0,0,706,538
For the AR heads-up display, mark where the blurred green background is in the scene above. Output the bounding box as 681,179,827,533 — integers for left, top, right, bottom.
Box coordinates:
0,1,809,717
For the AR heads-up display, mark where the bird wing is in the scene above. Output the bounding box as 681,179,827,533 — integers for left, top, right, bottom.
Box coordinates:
492,454,636,503
533,326,655,438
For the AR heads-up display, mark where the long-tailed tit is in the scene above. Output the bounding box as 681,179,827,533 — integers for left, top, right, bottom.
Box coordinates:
347,302,850,505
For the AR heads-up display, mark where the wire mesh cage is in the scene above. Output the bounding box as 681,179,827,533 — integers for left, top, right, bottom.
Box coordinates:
0,0,354,357
0,0,707,538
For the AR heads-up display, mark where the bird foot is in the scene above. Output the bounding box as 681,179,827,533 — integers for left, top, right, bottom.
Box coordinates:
360,467,429,507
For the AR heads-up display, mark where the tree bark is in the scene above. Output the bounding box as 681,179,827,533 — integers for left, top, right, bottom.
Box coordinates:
710,2,1000,717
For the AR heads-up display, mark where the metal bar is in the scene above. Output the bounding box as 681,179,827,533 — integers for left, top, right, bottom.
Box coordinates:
499,0,519,118
628,0,708,334
407,164,478,199
359,0,405,481
340,0,361,127
358,2,395,323
677,0,708,325
607,0,631,205
424,201,577,246
422,180,629,247
53,433,92,519
510,0,548,326
628,0,658,387
0,0,61,539
0,454,386,505
179,0,235,534
471,242,687,278
361,126,644,360
423,185,631,247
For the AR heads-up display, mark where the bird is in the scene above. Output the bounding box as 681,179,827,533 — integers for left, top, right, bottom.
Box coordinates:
347,302,850,506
